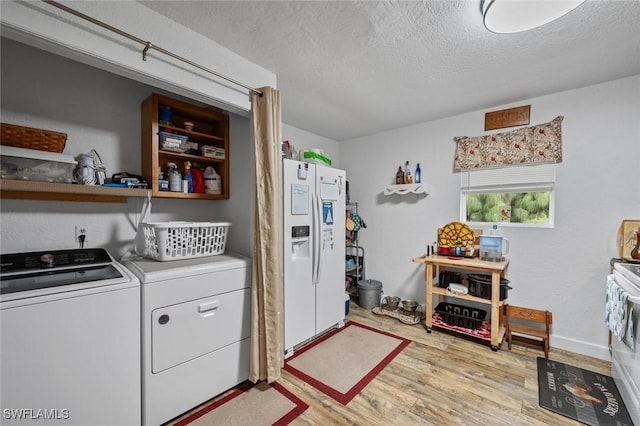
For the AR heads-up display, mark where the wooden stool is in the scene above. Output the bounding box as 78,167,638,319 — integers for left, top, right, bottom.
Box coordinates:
505,304,553,358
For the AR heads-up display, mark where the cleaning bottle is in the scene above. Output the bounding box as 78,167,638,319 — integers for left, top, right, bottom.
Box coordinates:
191,166,205,193
184,161,194,193
167,162,182,192
415,163,422,183
204,166,222,195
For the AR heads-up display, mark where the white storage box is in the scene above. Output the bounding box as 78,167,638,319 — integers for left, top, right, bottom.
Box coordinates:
0,145,77,183
135,221,230,261
201,145,225,159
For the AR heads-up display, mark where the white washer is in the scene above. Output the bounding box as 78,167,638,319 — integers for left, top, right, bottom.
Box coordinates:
0,249,141,426
124,253,252,426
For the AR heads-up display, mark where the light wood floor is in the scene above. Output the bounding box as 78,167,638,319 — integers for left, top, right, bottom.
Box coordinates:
170,302,611,425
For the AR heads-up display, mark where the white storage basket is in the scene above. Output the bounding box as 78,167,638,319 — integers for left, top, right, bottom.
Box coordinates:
135,221,230,261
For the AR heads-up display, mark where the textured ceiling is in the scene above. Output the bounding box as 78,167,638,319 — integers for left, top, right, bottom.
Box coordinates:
140,1,640,141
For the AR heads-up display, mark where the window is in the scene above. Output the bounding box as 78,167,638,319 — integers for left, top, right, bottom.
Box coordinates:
460,164,555,228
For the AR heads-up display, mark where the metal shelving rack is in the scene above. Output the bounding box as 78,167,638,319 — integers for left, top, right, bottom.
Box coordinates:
346,201,364,297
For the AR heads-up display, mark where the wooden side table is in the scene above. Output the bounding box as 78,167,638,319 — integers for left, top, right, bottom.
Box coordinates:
412,254,510,351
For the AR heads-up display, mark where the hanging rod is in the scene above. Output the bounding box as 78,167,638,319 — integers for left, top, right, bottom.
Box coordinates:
43,0,263,97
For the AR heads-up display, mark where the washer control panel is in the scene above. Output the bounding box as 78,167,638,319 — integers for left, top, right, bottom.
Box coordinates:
1,248,112,273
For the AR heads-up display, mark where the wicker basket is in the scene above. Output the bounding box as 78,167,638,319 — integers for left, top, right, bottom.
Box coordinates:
1,122,67,153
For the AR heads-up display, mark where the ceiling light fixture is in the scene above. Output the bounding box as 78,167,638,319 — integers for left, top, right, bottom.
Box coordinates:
481,0,586,34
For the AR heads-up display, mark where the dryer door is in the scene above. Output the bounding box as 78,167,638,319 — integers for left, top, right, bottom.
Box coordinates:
151,288,250,373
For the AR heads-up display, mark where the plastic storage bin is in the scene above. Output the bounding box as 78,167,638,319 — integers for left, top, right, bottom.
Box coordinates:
159,131,188,152
0,145,76,183
135,221,230,261
435,302,487,329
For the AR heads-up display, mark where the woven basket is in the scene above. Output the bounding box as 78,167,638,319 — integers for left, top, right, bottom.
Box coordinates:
0,122,67,153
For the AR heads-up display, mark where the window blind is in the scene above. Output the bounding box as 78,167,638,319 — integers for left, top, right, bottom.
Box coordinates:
460,163,556,190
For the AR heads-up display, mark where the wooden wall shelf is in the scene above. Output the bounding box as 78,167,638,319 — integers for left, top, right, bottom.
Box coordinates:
0,180,149,203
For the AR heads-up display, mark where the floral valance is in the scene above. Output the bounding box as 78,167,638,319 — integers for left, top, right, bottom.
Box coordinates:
454,115,563,171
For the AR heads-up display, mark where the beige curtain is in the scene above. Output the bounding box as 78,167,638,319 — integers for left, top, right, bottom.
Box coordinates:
249,87,284,383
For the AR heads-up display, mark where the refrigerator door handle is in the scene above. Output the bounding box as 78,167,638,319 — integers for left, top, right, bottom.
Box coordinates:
315,195,324,285
312,192,323,285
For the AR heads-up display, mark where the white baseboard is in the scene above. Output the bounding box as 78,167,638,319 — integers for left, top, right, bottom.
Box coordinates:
551,334,611,361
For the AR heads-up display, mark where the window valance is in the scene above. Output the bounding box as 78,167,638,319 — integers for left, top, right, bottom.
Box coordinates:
454,116,563,171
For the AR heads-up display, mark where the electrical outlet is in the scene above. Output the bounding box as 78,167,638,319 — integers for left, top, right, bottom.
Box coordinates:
75,225,88,242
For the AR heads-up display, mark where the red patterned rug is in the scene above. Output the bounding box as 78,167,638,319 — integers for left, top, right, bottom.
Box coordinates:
284,321,411,404
169,381,307,426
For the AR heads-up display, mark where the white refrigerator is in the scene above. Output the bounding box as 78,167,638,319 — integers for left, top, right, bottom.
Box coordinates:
283,158,346,354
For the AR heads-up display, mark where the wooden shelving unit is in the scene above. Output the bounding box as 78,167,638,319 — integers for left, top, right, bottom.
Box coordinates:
141,93,229,199
0,179,149,203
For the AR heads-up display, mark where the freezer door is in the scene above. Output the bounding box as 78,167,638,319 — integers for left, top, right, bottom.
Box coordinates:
315,164,346,333
283,159,316,350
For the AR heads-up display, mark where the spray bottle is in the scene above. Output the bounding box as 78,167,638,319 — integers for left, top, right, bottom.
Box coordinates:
184,161,194,193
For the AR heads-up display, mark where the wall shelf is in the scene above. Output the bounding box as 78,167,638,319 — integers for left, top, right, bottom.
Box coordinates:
383,183,428,196
142,93,229,200
0,179,149,203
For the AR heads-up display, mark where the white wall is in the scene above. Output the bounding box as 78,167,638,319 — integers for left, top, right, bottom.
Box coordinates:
0,38,254,259
339,75,640,359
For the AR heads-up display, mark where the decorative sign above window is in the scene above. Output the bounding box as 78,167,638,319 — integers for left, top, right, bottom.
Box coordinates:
454,116,563,171
485,105,531,131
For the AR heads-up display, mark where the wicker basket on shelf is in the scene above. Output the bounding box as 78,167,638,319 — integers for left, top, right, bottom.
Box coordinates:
1,122,67,153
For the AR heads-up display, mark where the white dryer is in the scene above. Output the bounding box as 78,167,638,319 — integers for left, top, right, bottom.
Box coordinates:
124,253,252,426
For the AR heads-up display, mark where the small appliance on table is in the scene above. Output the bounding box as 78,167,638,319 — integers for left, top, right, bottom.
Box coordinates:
0,248,141,426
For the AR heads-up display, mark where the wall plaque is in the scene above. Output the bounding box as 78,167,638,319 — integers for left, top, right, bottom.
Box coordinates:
484,105,531,131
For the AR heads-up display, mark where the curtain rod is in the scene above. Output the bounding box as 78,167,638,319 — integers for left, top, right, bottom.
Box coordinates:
43,0,263,97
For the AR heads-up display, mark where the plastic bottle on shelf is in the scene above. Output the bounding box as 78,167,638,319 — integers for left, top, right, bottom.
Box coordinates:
204,166,222,195
191,167,205,193
167,162,182,192
184,161,194,193
415,163,421,183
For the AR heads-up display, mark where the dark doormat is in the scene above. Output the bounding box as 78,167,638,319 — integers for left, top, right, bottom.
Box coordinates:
537,357,634,426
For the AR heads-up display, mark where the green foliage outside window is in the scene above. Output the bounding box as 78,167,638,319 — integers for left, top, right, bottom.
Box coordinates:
465,191,551,224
